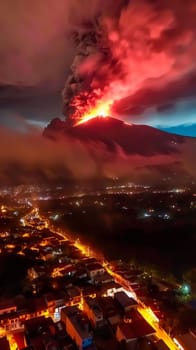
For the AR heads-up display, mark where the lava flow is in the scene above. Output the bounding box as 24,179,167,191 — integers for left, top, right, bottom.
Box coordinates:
76,100,112,125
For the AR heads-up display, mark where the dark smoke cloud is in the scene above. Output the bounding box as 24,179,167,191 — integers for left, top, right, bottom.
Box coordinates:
114,72,196,117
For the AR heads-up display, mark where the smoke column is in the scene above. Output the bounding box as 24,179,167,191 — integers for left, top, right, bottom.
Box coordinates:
62,20,106,124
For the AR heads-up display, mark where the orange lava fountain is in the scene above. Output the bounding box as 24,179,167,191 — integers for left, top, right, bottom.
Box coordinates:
74,99,113,126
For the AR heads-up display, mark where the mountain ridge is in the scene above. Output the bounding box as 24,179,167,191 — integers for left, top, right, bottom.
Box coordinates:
43,116,188,156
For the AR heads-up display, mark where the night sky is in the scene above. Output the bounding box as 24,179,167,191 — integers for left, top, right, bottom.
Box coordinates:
0,0,196,185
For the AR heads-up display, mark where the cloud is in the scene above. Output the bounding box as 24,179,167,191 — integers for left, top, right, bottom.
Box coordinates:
113,73,196,119
0,125,195,186
116,98,196,130
0,92,62,132
0,0,125,90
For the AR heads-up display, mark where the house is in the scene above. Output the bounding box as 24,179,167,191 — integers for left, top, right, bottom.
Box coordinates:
82,258,98,265
51,264,76,278
61,306,93,350
114,291,138,313
26,297,48,318
45,291,68,315
0,301,19,331
24,316,55,349
0,309,22,331
66,286,81,304
93,272,114,285
0,301,17,315
116,310,155,347
83,297,104,328
75,268,88,280
86,263,105,280
101,281,124,297
98,296,121,328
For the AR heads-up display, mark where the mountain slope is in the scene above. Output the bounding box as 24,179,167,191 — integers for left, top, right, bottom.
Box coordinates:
44,116,187,156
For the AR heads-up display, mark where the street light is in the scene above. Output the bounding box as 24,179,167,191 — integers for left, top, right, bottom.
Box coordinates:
179,283,191,295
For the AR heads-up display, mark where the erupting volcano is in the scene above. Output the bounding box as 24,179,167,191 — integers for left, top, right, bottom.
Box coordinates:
44,115,188,157
46,13,191,156
62,16,133,127
43,0,196,182
72,97,113,126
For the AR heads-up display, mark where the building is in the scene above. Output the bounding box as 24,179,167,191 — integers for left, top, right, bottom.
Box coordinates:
24,316,55,349
101,281,124,297
45,291,67,310
86,263,105,280
116,310,155,348
51,264,76,278
0,300,20,331
0,301,17,315
0,296,50,333
45,291,68,321
98,296,121,328
61,306,93,350
83,297,104,328
114,291,138,313
93,272,114,285
66,286,81,304
0,309,22,331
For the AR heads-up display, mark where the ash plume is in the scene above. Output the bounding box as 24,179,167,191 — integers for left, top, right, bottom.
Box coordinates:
62,1,130,125
63,0,196,124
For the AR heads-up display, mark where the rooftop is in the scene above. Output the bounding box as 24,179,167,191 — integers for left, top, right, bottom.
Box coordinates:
117,310,155,340
98,296,120,319
0,300,16,310
114,291,138,309
84,297,103,316
61,306,92,340
24,316,53,336
87,263,104,272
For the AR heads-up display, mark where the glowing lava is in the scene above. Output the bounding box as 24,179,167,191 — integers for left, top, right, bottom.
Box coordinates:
75,99,113,126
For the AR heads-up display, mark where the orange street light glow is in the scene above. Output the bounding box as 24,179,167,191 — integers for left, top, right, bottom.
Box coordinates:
19,206,179,350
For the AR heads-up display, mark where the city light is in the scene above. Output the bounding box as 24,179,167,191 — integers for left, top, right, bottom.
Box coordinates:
179,284,191,296
0,203,187,350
